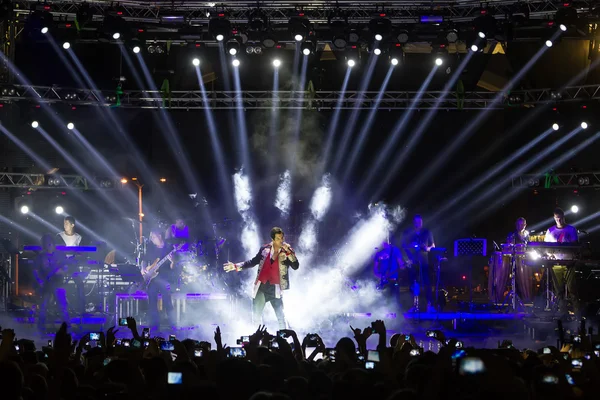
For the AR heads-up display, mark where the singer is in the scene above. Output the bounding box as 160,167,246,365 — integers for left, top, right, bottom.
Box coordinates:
223,227,299,329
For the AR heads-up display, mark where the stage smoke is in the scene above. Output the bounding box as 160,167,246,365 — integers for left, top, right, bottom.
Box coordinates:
274,170,292,216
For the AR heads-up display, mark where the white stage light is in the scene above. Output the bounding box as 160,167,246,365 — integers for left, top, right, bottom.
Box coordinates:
559,24,567,32
374,48,381,55
552,123,559,131
273,59,281,67
67,122,74,130
216,34,224,42
571,205,579,213
435,58,443,66
545,40,553,47
55,206,64,214
20,205,29,214
31,121,39,128
374,34,383,41
229,47,237,55
294,34,303,42
478,31,486,39
41,27,49,34
192,58,200,66
63,42,71,49
133,46,141,54
302,48,310,56
391,58,399,66
347,59,356,67
232,59,240,67
471,44,478,52
581,122,588,129
113,32,121,40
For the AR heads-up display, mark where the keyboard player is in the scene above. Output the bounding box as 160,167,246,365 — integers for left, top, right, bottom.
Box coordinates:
543,207,579,316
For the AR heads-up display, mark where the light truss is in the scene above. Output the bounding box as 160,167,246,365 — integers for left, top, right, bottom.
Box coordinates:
0,172,120,190
1,84,600,110
512,172,600,189
12,0,595,24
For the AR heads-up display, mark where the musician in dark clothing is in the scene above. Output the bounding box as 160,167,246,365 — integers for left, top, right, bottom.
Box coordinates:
507,217,530,244
142,228,175,329
402,215,435,311
35,234,69,332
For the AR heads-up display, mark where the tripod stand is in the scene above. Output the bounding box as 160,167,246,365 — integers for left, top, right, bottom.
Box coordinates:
501,245,525,313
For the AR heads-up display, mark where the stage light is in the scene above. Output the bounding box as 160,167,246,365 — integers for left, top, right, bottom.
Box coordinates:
374,48,382,55
347,59,356,67
478,31,486,39
192,58,200,66
552,123,559,131
133,46,140,53
391,58,399,66
471,44,478,52
31,121,39,128
559,24,567,32
332,36,347,49
435,58,443,66
545,40,553,47
571,205,579,213
302,47,310,56
216,34,224,41
581,122,588,129
227,41,239,55
63,42,70,49
374,33,383,41
41,27,48,34
397,30,409,44
112,32,121,40
159,178,167,183
578,176,590,186
120,178,128,184
301,40,314,56
20,205,29,215
446,29,458,43
273,59,281,67
67,122,74,130
55,206,64,214
294,34,303,42
232,59,240,67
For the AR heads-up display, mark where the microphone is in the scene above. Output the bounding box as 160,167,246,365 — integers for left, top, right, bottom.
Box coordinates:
492,241,500,250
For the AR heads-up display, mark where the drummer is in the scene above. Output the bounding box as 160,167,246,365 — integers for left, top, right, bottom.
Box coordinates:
506,217,530,245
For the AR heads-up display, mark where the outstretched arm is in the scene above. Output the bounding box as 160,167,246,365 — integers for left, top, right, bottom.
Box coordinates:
224,247,264,272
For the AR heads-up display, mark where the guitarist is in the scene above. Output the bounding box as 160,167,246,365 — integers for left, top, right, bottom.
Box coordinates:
35,234,70,332
142,228,175,329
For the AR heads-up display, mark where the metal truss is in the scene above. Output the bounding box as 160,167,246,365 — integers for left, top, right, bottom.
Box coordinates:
2,84,600,110
512,172,600,189
0,172,120,190
12,0,596,24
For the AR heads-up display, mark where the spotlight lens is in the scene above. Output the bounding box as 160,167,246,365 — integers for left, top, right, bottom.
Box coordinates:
232,59,240,67
581,122,588,129
552,123,559,131
303,48,310,56
478,31,486,39
113,32,121,40
391,58,399,66
67,122,74,130
374,48,381,55
435,58,443,66
571,205,579,213
192,58,200,66
273,59,281,67
55,206,64,214
31,121,39,128
216,34,224,41
347,59,356,67
20,205,29,214
560,24,567,32
41,27,48,34
133,46,141,54
545,40,553,47
470,44,479,52
63,42,70,49
375,34,383,41
294,34,303,42
229,48,237,55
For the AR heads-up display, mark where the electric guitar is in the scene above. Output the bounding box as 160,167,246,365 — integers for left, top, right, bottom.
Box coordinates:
141,244,183,288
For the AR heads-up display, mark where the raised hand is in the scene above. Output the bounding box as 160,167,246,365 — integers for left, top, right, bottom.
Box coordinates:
223,262,237,272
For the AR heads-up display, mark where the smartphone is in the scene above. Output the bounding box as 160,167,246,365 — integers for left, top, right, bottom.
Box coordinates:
14,344,20,351
594,350,599,357
194,349,202,357
455,341,463,349
404,335,411,341
277,330,289,339
229,346,246,358
571,359,583,369
122,339,130,347
543,347,551,354
365,361,375,370
116,339,122,346
142,328,150,339
367,350,380,362
167,372,182,385
306,347,323,361
269,339,279,349
47,340,53,348
574,336,582,343
159,341,175,351
542,374,559,384
459,357,486,375
169,334,176,342
118,318,128,326
426,330,437,338
410,348,421,356
565,374,575,385
103,358,112,366
451,349,466,359
90,333,100,341
143,341,150,348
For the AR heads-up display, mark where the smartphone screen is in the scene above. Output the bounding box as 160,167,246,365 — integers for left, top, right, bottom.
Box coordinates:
306,347,323,360
167,372,182,384
365,361,375,370
118,318,128,326
229,346,246,358
459,357,486,375
169,334,176,341
367,350,380,362
160,341,175,351
142,328,150,339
